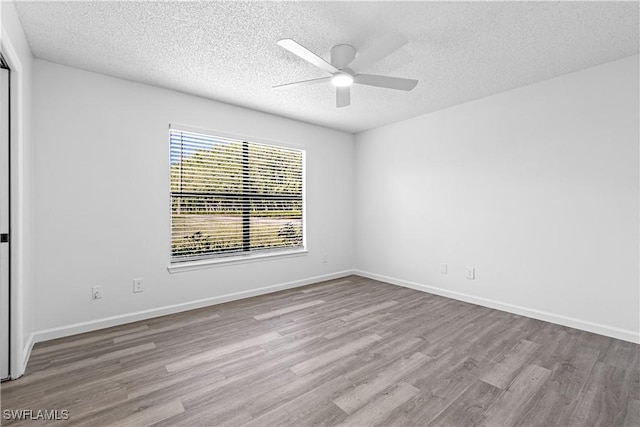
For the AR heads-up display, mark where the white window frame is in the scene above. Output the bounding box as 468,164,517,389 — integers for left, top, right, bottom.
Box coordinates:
167,124,307,273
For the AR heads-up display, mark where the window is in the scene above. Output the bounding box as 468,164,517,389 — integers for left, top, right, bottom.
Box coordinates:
170,128,304,263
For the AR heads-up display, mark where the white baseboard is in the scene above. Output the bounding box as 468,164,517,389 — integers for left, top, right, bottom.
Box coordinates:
32,270,354,344
354,270,640,344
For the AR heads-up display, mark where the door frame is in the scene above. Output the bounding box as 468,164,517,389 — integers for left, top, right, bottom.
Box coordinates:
1,25,30,380
0,55,11,381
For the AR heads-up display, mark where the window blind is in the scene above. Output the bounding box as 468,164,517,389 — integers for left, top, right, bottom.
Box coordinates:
170,129,304,262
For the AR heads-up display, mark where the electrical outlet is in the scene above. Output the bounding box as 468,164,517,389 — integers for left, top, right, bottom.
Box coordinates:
466,267,475,280
133,278,144,293
441,263,448,274
92,286,103,300
321,253,328,263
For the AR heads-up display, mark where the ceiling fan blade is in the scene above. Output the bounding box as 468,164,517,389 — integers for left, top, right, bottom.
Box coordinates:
336,86,350,108
273,77,331,90
277,39,339,74
347,34,408,71
354,74,418,91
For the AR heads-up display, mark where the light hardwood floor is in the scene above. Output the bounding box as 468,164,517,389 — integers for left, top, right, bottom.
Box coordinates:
1,275,638,426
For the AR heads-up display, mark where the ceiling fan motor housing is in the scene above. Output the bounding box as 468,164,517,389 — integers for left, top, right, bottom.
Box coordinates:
331,44,357,70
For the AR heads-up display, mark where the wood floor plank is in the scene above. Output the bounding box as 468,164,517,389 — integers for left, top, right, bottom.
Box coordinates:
481,339,541,389
127,369,226,400
31,325,150,356
290,334,381,376
178,353,302,410
428,380,502,427
567,362,631,427
598,338,640,370
291,401,348,426
178,367,299,425
339,382,420,427
113,313,221,344
482,364,552,426
393,355,492,425
623,399,640,427
241,353,361,419
324,312,392,340
116,399,185,426
333,352,429,414
242,376,351,427
339,300,398,322
546,340,600,406
343,336,428,384
2,275,637,427
514,388,575,427
253,299,326,320
165,331,281,372
7,342,156,387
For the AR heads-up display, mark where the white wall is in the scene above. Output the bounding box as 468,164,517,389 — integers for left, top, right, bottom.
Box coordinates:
23,43,640,348
1,0,35,377
32,59,354,336
354,55,640,342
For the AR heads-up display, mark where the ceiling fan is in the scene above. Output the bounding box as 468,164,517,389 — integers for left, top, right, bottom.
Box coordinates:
274,34,418,108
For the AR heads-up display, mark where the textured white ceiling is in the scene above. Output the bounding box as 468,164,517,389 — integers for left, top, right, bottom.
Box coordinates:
14,1,639,134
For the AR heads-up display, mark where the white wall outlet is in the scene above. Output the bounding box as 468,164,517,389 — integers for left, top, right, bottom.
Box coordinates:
133,278,144,293
466,267,475,280
441,263,448,274
321,253,328,263
91,286,103,300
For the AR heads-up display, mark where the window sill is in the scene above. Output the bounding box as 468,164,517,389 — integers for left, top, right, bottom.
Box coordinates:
167,248,309,273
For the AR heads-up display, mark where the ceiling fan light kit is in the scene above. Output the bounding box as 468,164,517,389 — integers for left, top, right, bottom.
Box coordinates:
275,35,418,108
331,72,354,87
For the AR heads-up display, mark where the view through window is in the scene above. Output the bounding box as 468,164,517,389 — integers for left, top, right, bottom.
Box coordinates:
170,128,304,262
